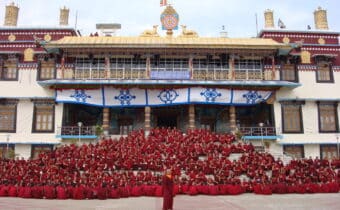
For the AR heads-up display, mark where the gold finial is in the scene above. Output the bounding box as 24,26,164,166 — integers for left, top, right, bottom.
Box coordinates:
314,7,329,30
264,9,274,28
4,2,19,27
59,6,70,26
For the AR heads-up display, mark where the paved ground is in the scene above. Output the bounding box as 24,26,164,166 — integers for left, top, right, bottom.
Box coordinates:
0,194,339,210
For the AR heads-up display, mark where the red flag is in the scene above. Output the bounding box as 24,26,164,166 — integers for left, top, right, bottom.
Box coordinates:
160,0,167,7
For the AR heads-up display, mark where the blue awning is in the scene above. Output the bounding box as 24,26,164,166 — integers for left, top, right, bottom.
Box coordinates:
243,135,283,140
38,79,301,88
56,135,97,139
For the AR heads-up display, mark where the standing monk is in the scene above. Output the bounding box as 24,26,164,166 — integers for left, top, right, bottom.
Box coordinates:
162,169,174,210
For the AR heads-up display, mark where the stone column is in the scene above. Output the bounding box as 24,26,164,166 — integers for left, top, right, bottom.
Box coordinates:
229,55,235,80
102,108,110,136
229,106,237,134
188,104,195,130
144,106,151,135
61,56,65,79
189,55,194,79
146,56,151,79
271,56,276,80
105,55,110,79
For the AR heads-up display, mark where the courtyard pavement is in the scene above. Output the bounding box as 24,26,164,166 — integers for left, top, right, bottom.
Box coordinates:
0,193,339,210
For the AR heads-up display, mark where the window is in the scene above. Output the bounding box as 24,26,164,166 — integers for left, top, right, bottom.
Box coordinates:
284,145,304,159
0,60,18,80
318,102,339,133
32,102,55,133
0,144,15,159
281,63,298,82
316,61,333,83
0,100,17,132
38,59,56,80
31,145,53,159
320,145,338,160
281,102,304,133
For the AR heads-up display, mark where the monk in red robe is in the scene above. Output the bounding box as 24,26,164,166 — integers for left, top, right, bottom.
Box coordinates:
162,169,174,210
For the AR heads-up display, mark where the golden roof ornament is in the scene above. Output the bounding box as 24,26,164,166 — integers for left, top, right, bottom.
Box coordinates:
314,7,329,30
4,2,19,27
140,25,160,37
264,9,274,28
59,6,70,26
160,5,179,37
8,34,16,42
179,25,198,38
282,36,290,44
318,38,325,45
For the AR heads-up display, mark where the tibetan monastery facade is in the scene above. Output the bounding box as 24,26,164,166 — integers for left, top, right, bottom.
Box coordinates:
0,4,339,160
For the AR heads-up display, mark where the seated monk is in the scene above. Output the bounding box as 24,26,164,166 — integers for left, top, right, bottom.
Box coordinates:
110,186,120,199
8,185,18,197
56,185,68,199
97,183,109,200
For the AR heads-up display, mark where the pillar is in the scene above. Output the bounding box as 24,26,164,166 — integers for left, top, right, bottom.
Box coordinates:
105,55,110,78
61,56,65,79
271,56,276,80
188,104,195,130
102,108,110,135
146,56,151,79
189,55,194,79
229,56,235,80
144,106,151,134
229,106,237,134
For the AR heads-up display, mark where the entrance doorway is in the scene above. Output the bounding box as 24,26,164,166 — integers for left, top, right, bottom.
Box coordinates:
153,106,182,128
157,115,177,128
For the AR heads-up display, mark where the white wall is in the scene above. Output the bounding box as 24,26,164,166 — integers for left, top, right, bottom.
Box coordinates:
277,70,340,100
14,144,31,159
272,70,340,157
304,144,321,159
0,68,54,98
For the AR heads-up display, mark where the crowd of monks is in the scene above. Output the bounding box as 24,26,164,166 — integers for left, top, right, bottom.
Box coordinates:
0,128,339,199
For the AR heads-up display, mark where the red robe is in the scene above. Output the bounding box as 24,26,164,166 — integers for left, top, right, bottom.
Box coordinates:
97,186,108,200
8,186,17,197
110,187,120,199
44,185,56,199
162,175,174,210
56,186,68,199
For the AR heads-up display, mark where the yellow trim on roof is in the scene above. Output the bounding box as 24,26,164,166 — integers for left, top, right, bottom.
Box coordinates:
46,36,289,50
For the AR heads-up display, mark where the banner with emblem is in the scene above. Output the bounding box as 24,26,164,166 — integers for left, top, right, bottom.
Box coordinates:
56,87,272,107
56,89,103,106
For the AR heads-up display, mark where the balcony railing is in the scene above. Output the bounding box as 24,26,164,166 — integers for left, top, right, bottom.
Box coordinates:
61,68,269,81
239,126,276,136
57,126,96,136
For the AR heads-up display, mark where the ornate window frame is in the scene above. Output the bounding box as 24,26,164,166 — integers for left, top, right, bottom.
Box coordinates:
32,100,55,133
0,99,18,133
317,101,339,133
280,101,304,133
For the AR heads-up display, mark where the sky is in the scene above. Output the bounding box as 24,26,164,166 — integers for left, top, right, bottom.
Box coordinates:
0,0,339,37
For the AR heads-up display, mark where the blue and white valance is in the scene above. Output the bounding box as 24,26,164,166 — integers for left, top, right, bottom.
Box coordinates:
56,87,272,107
